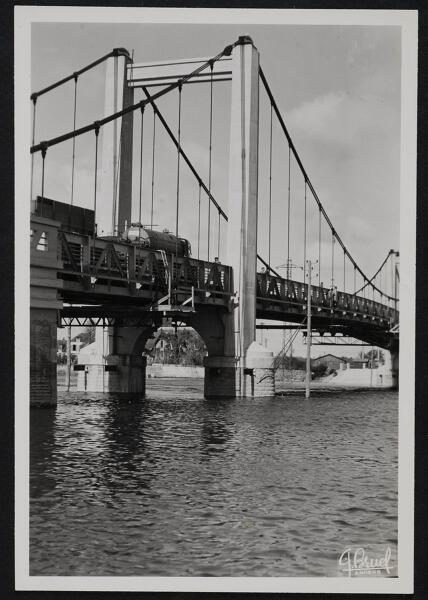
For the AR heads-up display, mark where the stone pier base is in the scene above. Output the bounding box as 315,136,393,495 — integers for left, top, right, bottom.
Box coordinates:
77,354,146,394
204,356,237,399
204,342,275,399
30,308,58,407
391,350,399,390
243,341,275,398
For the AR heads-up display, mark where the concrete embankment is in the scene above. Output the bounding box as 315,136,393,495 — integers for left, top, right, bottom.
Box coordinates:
321,366,393,388
57,364,204,390
274,365,394,393
147,364,204,378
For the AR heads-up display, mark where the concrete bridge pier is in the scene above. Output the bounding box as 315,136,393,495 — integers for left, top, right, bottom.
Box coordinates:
77,325,153,394
193,306,275,399
390,347,399,390
203,344,275,399
30,308,59,407
30,216,63,407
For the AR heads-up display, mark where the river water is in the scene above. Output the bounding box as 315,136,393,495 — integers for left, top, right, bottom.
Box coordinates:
30,380,398,577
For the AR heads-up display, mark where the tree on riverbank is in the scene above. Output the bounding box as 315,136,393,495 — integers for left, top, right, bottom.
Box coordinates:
147,328,207,366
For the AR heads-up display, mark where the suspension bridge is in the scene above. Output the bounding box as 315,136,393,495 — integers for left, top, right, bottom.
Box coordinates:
29,36,399,406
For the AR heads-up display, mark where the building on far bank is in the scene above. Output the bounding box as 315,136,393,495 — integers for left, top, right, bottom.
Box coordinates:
57,335,86,364
312,354,347,372
312,354,372,372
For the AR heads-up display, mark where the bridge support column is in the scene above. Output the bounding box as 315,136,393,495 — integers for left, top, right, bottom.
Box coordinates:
98,48,134,237
30,308,59,407
204,343,275,398
77,326,152,395
30,216,63,407
200,311,275,398
204,356,237,399
225,37,274,398
245,341,275,397
78,352,147,394
391,349,399,389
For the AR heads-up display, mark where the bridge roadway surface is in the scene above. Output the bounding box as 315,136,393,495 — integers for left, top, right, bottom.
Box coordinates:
54,229,398,351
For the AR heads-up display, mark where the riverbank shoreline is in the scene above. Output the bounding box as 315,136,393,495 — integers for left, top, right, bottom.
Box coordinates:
57,365,395,393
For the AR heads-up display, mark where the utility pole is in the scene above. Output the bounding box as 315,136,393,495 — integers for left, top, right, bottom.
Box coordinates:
394,251,399,314
305,260,312,399
66,325,72,392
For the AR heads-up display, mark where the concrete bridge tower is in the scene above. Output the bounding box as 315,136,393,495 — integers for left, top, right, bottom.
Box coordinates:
98,48,134,237
203,37,275,398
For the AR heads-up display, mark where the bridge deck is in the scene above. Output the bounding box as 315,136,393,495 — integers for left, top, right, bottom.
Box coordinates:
31,224,398,348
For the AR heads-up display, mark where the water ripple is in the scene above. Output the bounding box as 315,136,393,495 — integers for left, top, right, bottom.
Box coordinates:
30,381,398,577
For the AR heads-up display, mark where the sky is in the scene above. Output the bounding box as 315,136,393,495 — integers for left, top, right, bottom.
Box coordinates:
31,20,402,356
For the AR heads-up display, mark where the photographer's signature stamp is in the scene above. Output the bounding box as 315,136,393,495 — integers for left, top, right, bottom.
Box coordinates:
338,547,392,577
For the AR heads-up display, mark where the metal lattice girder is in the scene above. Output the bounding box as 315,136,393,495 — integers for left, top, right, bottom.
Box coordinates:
57,229,233,297
304,336,371,346
49,226,398,347
58,315,118,327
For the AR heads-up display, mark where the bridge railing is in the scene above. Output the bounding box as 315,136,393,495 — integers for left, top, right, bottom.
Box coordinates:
256,273,399,326
57,231,233,298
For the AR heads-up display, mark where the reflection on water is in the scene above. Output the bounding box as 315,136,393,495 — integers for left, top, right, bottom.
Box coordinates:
30,380,398,577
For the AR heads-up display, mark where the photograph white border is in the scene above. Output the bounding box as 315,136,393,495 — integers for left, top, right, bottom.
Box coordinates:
15,6,417,593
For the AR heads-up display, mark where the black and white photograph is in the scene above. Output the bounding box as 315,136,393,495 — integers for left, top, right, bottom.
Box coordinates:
15,6,417,594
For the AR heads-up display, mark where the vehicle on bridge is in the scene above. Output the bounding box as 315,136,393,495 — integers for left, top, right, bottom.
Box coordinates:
121,223,191,258
33,197,192,258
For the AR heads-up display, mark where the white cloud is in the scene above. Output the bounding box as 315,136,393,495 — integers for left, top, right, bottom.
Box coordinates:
285,89,397,148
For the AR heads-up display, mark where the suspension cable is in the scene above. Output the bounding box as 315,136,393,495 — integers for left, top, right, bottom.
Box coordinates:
217,210,221,260
257,254,281,278
112,140,121,235
331,231,335,288
318,206,321,285
268,102,273,269
175,84,182,267
93,124,100,261
70,74,78,207
31,42,235,155
30,49,130,102
303,179,307,288
30,97,37,201
207,60,214,262
112,54,119,235
40,144,47,214
286,144,291,279
355,249,395,295
93,124,100,234
142,87,228,221
259,66,395,302
197,183,201,260
138,104,145,240
31,44,230,228
343,249,346,293
150,109,156,229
